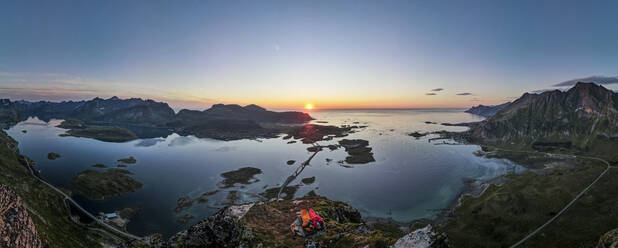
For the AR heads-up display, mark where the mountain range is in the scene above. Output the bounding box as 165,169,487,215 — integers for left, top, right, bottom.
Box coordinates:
468,82,618,160
0,97,314,140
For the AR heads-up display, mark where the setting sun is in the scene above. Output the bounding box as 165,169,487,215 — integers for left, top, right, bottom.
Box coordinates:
305,104,313,110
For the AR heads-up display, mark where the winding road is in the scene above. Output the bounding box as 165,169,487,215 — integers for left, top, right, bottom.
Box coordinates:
22,159,144,241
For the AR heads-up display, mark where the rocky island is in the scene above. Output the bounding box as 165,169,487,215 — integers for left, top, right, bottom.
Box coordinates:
338,139,376,164
47,152,61,160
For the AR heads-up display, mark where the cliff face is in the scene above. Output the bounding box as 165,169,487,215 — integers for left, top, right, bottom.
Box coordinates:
469,83,618,158
0,184,44,248
464,102,511,118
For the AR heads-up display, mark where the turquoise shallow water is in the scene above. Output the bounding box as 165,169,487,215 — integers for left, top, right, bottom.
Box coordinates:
6,109,525,237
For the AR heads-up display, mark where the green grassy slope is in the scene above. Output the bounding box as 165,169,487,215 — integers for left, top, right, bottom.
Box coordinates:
441,151,617,247
0,131,102,247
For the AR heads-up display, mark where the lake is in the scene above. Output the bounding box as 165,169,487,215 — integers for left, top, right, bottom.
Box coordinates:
6,109,525,237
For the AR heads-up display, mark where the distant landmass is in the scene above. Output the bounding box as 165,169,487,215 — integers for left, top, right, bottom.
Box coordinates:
464,102,511,117
0,97,318,141
2,83,617,247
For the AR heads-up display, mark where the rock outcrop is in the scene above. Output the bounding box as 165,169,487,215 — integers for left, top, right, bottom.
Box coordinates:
0,184,44,248
155,196,400,247
393,225,434,248
597,228,618,248
167,204,251,248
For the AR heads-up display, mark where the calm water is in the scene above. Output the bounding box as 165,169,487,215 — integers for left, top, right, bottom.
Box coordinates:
6,109,525,237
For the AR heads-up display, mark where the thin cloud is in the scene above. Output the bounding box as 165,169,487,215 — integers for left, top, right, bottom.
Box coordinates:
553,76,618,87
470,98,481,101
456,92,472,96
431,88,443,91
425,93,437,96
529,88,562,94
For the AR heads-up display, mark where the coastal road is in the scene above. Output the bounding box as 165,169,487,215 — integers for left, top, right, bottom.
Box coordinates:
22,159,144,242
488,148,613,248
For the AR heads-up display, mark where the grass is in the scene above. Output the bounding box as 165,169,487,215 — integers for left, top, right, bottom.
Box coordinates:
0,131,102,247
441,154,615,247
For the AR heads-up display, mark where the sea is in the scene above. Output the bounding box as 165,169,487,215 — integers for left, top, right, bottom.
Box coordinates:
6,109,526,237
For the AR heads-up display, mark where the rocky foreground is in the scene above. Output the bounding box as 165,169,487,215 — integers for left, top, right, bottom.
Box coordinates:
145,196,404,248
0,184,43,248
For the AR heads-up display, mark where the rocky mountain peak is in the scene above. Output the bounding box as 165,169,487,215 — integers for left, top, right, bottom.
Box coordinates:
470,83,617,159
243,104,266,112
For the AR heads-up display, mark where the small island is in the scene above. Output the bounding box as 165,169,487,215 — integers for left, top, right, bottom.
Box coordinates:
117,156,137,164
301,176,316,184
408,131,428,138
338,139,376,164
69,169,143,200
47,152,61,160
57,120,138,142
218,167,263,188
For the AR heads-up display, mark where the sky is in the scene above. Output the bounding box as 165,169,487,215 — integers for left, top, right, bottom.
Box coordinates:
1,0,618,110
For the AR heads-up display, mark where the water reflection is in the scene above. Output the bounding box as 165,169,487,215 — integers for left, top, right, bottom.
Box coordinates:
6,110,526,238
135,138,165,147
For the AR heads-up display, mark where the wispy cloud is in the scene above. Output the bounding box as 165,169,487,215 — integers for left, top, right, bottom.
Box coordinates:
529,88,562,94
431,88,443,91
456,92,472,96
425,93,437,96
470,98,481,101
553,76,618,87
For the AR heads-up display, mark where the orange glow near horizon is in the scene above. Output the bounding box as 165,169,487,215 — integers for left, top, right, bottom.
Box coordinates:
305,104,313,110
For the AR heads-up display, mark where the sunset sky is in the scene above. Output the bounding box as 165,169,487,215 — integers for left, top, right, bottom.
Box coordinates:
2,0,618,110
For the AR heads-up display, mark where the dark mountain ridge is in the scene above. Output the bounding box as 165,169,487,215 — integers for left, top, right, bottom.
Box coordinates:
0,96,316,141
468,82,618,159
68,97,175,127
464,102,511,117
